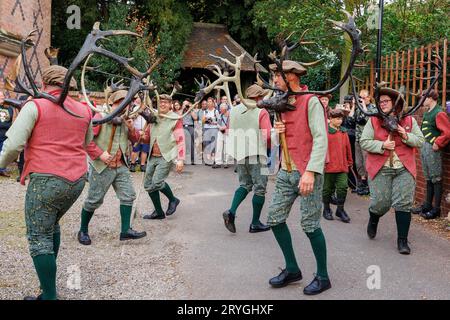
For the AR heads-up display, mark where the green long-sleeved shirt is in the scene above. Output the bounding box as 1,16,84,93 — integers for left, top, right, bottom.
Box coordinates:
281,96,328,174
0,101,93,168
360,117,424,168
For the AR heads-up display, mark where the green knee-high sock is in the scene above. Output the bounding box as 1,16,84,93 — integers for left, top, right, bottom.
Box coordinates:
229,187,249,216
80,208,94,233
53,232,61,259
160,183,176,202
306,228,329,279
271,223,300,273
149,191,164,216
32,254,57,300
120,205,132,233
395,211,411,239
251,195,265,225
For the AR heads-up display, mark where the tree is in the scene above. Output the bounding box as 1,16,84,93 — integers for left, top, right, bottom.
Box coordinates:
52,0,193,91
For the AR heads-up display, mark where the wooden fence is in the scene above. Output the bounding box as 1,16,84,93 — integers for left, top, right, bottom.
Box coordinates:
353,39,448,109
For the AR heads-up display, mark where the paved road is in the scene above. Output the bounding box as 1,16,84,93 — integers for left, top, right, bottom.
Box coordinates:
161,165,450,300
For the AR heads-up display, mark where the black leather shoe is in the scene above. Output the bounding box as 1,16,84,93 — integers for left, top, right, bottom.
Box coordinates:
166,198,180,216
120,228,147,241
357,186,370,196
367,214,379,239
330,195,338,205
397,238,411,255
412,204,431,215
129,164,136,172
143,211,165,220
77,231,92,245
303,276,331,295
222,210,236,233
24,294,43,300
421,208,441,220
140,165,147,172
269,269,303,288
249,222,270,233
336,208,350,223
0,171,10,177
323,208,334,220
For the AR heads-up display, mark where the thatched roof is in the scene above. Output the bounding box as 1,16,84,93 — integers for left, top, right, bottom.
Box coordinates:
182,22,266,72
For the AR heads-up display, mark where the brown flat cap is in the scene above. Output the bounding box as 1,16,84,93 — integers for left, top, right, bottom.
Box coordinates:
378,87,406,113
245,84,268,99
109,90,128,105
159,94,172,101
42,65,78,90
269,60,307,76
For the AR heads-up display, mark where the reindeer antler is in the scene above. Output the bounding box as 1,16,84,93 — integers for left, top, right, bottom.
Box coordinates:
208,46,258,109
207,64,232,104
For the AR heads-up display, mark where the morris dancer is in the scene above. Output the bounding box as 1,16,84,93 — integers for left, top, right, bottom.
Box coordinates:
360,87,424,254
78,90,147,245
411,90,450,219
266,61,331,295
142,94,185,220
0,66,92,300
223,84,272,233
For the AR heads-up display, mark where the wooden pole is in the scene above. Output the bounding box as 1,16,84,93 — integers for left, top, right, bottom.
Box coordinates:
412,47,418,106
394,51,399,89
406,49,411,106
427,44,432,88
388,132,394,167
276,113,291,173
390,54,394,87
434,41,440,92
107,125,117,154
419,46,425,96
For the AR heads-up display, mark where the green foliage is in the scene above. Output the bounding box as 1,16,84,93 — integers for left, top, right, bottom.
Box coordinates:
52,0,448,94
51,0,100,67
52,0,193,92
137,0,194,90
83,3,150,91
252,0,448,94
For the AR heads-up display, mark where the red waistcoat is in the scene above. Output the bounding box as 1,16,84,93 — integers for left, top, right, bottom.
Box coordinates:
281,93,328,174
366,116,416,180
21,94,92,185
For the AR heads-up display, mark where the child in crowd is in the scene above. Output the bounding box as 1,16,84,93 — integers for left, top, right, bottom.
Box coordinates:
323,109,353,223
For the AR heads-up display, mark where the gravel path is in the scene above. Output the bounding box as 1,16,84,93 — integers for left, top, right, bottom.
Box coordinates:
1,164,449,300
0,170,189,300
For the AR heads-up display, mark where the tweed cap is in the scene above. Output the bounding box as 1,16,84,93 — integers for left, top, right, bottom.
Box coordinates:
108,90,128,105
159,94,172,101
41,65,78,90
269,60,307,76
245,84,268,99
